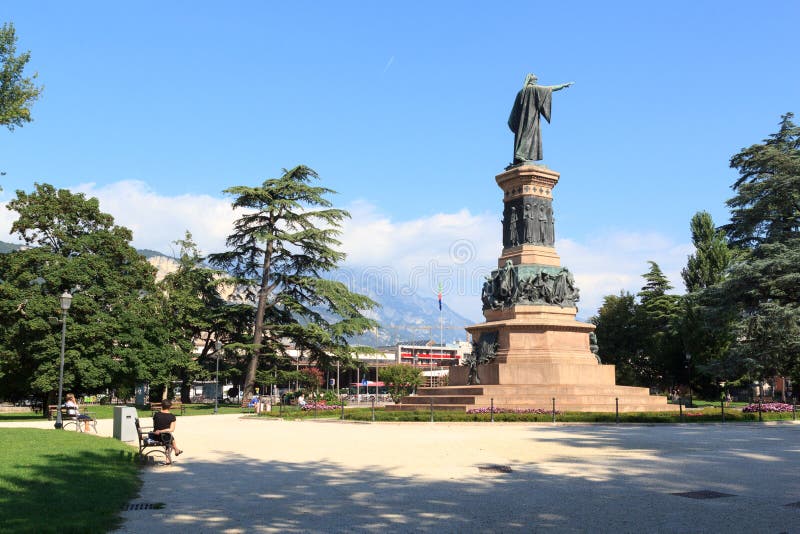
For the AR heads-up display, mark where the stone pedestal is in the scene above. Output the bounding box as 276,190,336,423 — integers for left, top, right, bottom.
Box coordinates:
389,165,674,413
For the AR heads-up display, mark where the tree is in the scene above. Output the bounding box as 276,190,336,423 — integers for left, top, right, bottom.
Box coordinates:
714,114,800,389
0,184,169,404
593,263,683,389
680,211,735,392
209,166,379,399
380,364,423,403
0,22,42,130
723,113,800,248
159,232,253,402
591,291,639,385
635,261,684,388
681,211,733,293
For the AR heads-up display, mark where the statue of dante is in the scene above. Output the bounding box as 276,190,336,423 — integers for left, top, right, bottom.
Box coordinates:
508,73,573,165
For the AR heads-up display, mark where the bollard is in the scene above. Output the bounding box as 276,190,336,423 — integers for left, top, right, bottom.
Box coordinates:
758,398,763,422
615,397,619,424
430,398,434,423
491,398,494,423
679,399,684,422
371,395,376,422
340,399,345,420
552,397,556,423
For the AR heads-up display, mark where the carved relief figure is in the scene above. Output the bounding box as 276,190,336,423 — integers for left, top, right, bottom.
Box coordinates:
498,260,518,305
508,206,519,246
524,202,535,244
538,203,548,244
546,203,555,245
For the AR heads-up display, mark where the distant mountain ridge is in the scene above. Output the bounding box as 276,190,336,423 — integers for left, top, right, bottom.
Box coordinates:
0,241,22,253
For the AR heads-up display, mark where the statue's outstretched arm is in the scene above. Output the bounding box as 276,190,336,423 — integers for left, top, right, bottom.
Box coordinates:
548,81,574,91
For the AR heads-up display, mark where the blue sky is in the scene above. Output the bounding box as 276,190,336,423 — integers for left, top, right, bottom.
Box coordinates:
1,1,798,323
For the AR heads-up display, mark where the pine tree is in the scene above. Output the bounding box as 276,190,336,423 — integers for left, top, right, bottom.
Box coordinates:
591,291,639,385
681,212,735,390
715,113,800,387
209,166,378,399
635,262,684,388
682,211,733,293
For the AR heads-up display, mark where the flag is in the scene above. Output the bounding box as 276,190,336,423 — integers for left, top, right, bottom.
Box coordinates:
437,283,442,311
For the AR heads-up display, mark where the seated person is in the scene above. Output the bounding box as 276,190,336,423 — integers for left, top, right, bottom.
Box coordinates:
64,393,93,432
298,394,307,407
149,399,183,462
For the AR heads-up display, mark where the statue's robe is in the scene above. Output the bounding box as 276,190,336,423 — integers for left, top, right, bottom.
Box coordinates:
508,85,553,163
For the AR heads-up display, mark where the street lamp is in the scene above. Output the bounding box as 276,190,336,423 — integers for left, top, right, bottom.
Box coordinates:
214,340,223,414
54,291,72,430
685,353,692,408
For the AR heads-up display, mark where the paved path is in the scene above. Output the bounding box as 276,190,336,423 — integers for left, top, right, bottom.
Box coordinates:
5,415,800,532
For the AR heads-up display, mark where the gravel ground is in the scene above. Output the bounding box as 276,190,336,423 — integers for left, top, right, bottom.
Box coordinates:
5,414,800,533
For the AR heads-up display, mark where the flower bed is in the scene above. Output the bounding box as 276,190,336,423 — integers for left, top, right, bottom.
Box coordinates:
466,407,560,415
742,402,795,413
301,402,339,411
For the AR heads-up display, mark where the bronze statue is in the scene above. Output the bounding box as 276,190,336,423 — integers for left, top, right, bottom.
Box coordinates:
508,73,573,165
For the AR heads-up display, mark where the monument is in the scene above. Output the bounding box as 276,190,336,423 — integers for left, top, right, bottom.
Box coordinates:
390,74,672,412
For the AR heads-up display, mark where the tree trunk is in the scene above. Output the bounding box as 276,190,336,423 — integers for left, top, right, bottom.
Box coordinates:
243,236,274,399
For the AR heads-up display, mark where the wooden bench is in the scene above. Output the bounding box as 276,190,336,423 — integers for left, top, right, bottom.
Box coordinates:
241,399,254,413
134,418,173,464
149,401,186,416
47,406,98,432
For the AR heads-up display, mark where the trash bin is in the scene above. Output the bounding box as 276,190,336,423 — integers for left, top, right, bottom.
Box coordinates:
113,406,138,442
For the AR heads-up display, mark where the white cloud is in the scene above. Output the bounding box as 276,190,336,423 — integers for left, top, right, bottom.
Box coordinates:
0,181,237,256
1,182,692,321
340,202,693,320
558,232,692,318
74,181,238,256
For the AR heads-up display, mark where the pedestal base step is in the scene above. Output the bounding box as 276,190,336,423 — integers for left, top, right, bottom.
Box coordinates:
388,384,676,413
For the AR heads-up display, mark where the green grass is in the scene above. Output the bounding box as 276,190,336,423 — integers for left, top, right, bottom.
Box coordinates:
0,428,141,534
0,402,249,422
252,405,799,423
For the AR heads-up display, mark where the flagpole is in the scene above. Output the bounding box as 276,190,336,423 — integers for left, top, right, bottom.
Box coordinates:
437,283,443,387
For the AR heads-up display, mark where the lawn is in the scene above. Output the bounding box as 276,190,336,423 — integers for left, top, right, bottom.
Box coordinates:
255,404,799,423
0,428,141,534
0,402,247,422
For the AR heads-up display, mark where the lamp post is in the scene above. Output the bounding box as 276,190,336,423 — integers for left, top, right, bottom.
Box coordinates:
685,353,692,408
214,340,223,415
54,291,73,430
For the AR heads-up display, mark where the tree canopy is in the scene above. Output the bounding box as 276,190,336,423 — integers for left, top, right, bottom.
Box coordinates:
714,114,800,385
0,184,168,401
0,22,42,131
209,166,379,398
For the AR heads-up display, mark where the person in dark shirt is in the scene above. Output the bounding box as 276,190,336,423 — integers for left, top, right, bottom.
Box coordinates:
150,399,183,460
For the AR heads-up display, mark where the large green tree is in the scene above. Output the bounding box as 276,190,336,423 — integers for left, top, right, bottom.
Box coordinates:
158,232,254,401
682,211,733,293
209,166,379,398
714,114,800,388
0,184,171,404
635,261,684,388
592,263,683,389
680,211,736,391
0,22,42,131
591,291,639,385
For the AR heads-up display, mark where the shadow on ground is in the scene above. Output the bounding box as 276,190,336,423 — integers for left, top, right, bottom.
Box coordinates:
117,424,800,533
